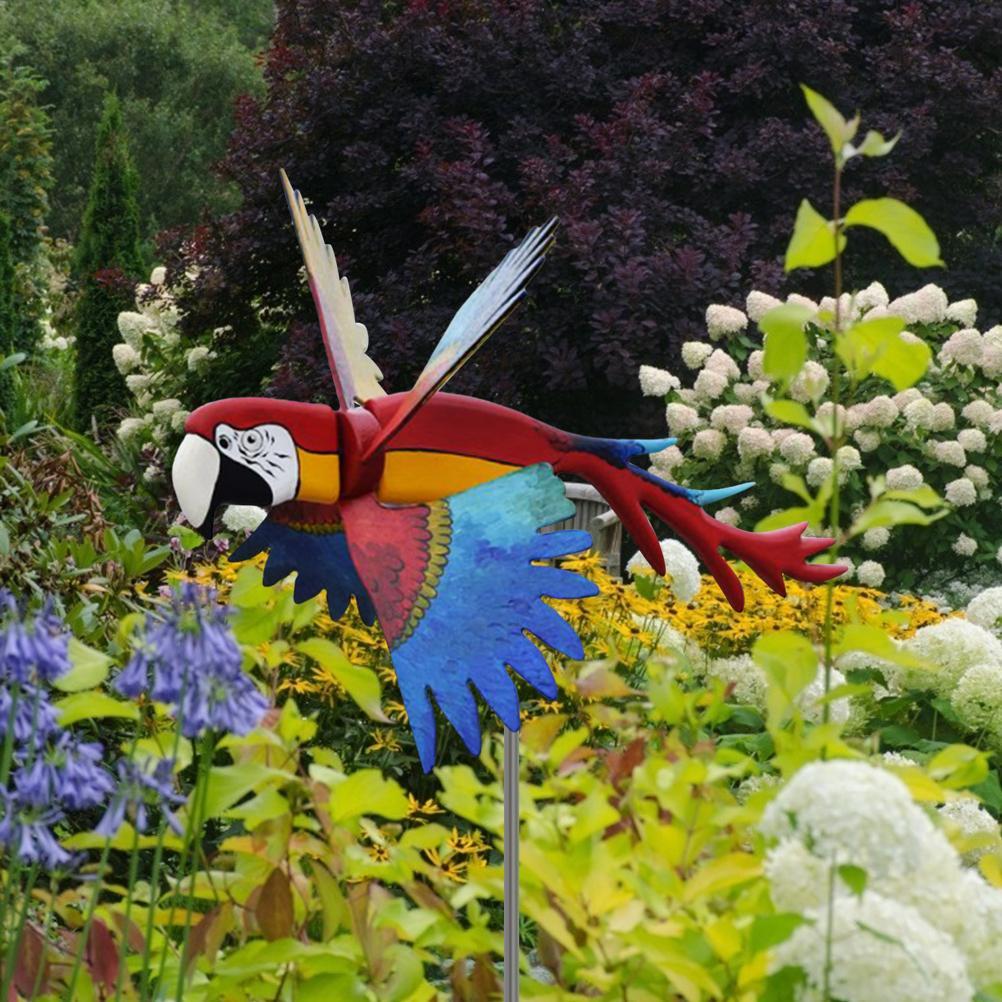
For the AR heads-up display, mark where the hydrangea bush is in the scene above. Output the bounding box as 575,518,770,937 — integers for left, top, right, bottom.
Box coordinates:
639,278,1002,592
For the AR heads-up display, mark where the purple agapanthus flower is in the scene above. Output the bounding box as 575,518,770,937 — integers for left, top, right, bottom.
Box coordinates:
0,598,70,685
115,584,268,738
0,787,74,870
16,732,115,810
95,757,184,837
0,683,61,748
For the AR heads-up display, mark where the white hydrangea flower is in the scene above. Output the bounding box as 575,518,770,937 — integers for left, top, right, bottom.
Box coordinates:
814,401,846,437
946,298,978,328
771,892,973,1002
798,665,850,724
664,402,701,435
988,410,1002,436
680,341,713,369
639,365,680,397
625,550,654,578
997,545,1002,567
790,360,830,403
957,428,987,453
886,464,924,491
853,429,881,452
704,348,740,381
649,445,685,475
660,539,701,602
709,404,753,433
861,395,899,428
953,870,1002,987
736,426,773,462
939,328,983,367
186,345,213,372
856,560,886,588
903,618,1002,693
746,349,766,380
930,401,956,432
170,409,189,433
887,283,948,325
819,291,854,322
740,493,757,510
938,798,1000,865
966,586,1002,630
862,527,889,551
142,465,161,484
985,324,1002,347
712,506,739,527
836,445,862,472
676,387,697,405
778,432,815,466
117,311,148,348
705,303,748,341
964,464,989,491
953,663,1002,731
854,280,889,313
953,534,978,557
903,397,935,431
843,403,867,432
786,292,818,313
151,398,182,417
112,342,141,375
693,368,728,400
731,381,759,404
221,505,267,534
806,456,833,487
692,428,726,460
945,477,978,507
745,289,782,322
980,343,1002,378
116,417,145,443
769,462,790,485
125,373,152,394
932,440,967,467
703,654,767,709
962,399,994,427
149,265,167,286
764,838,830,911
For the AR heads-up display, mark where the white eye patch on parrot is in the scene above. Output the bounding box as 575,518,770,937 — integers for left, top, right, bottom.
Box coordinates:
213,423,299,505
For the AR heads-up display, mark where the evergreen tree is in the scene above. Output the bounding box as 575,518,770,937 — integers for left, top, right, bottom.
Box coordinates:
0,212,17,421
72,92,143,430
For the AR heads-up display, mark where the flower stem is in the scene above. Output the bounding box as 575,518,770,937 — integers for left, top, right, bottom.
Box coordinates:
112,820,142,1002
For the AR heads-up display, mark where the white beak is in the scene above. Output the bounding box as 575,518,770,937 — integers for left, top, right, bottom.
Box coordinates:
172,434,220,530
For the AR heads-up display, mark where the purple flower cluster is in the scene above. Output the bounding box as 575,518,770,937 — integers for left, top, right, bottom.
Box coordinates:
115,583,267,738
0,593,113,870
95,757,184,837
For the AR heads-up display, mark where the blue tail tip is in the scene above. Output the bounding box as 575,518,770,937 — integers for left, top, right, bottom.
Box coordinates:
690,481,755,507
635,436,677,454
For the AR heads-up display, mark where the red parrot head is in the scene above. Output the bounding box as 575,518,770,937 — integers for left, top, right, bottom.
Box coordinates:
172,397,341,537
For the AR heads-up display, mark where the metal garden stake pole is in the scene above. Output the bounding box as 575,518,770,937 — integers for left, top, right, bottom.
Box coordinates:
503,725,520,1002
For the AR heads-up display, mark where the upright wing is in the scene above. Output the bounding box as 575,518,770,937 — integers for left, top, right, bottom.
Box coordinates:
361,219,557,460
230,501,376,623
339,464,596,770
281,170,385,409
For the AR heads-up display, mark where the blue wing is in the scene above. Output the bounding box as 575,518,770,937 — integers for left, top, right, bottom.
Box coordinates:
230,504,375,624
341,464,597,771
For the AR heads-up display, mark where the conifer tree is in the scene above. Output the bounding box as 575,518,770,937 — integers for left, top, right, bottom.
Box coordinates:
0,212,16,421
72,92,143,430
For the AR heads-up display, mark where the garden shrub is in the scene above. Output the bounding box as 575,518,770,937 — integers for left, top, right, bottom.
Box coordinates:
639,279,1002,594
169,0,1002,434
72,93,144,430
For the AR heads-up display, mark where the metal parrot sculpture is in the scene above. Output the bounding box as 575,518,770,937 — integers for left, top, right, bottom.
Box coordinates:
171,171,843,771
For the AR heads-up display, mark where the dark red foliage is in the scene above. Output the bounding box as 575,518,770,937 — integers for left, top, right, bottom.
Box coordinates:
173,0,1002,435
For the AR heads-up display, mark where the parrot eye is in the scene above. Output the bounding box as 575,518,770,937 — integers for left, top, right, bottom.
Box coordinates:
218,434,231,450
241,429,264,455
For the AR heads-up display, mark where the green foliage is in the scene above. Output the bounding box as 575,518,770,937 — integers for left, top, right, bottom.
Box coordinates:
0,0,269,240
0,213,15,418
72,93,143,429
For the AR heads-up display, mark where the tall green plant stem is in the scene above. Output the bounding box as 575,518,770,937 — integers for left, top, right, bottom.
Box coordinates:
822,159,846,728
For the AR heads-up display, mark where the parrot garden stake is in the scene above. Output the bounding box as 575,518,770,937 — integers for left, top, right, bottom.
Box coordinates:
171,171,844,1000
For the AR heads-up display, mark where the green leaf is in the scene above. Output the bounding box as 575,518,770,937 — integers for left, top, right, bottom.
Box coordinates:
567,788,620,844
201,761,281,819
844,198,943,267
833,625,928,670
168,523,204,550
838,864,868,897
800,84,858,155
297,638,389,723
764,398,818,433
855,129,900,158
753,631,818,723
52,638,113,692
326,769,410,822
927,744,990,789
750,914,806,952
0,352,26,372
785,199,846,270
760,303,813,385
834,316,906,384
847,498,948,538
55,691,139,726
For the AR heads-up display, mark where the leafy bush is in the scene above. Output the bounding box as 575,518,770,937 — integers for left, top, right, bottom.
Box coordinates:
170,0,1002,434
638,277,1002,592
72,93,144,430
